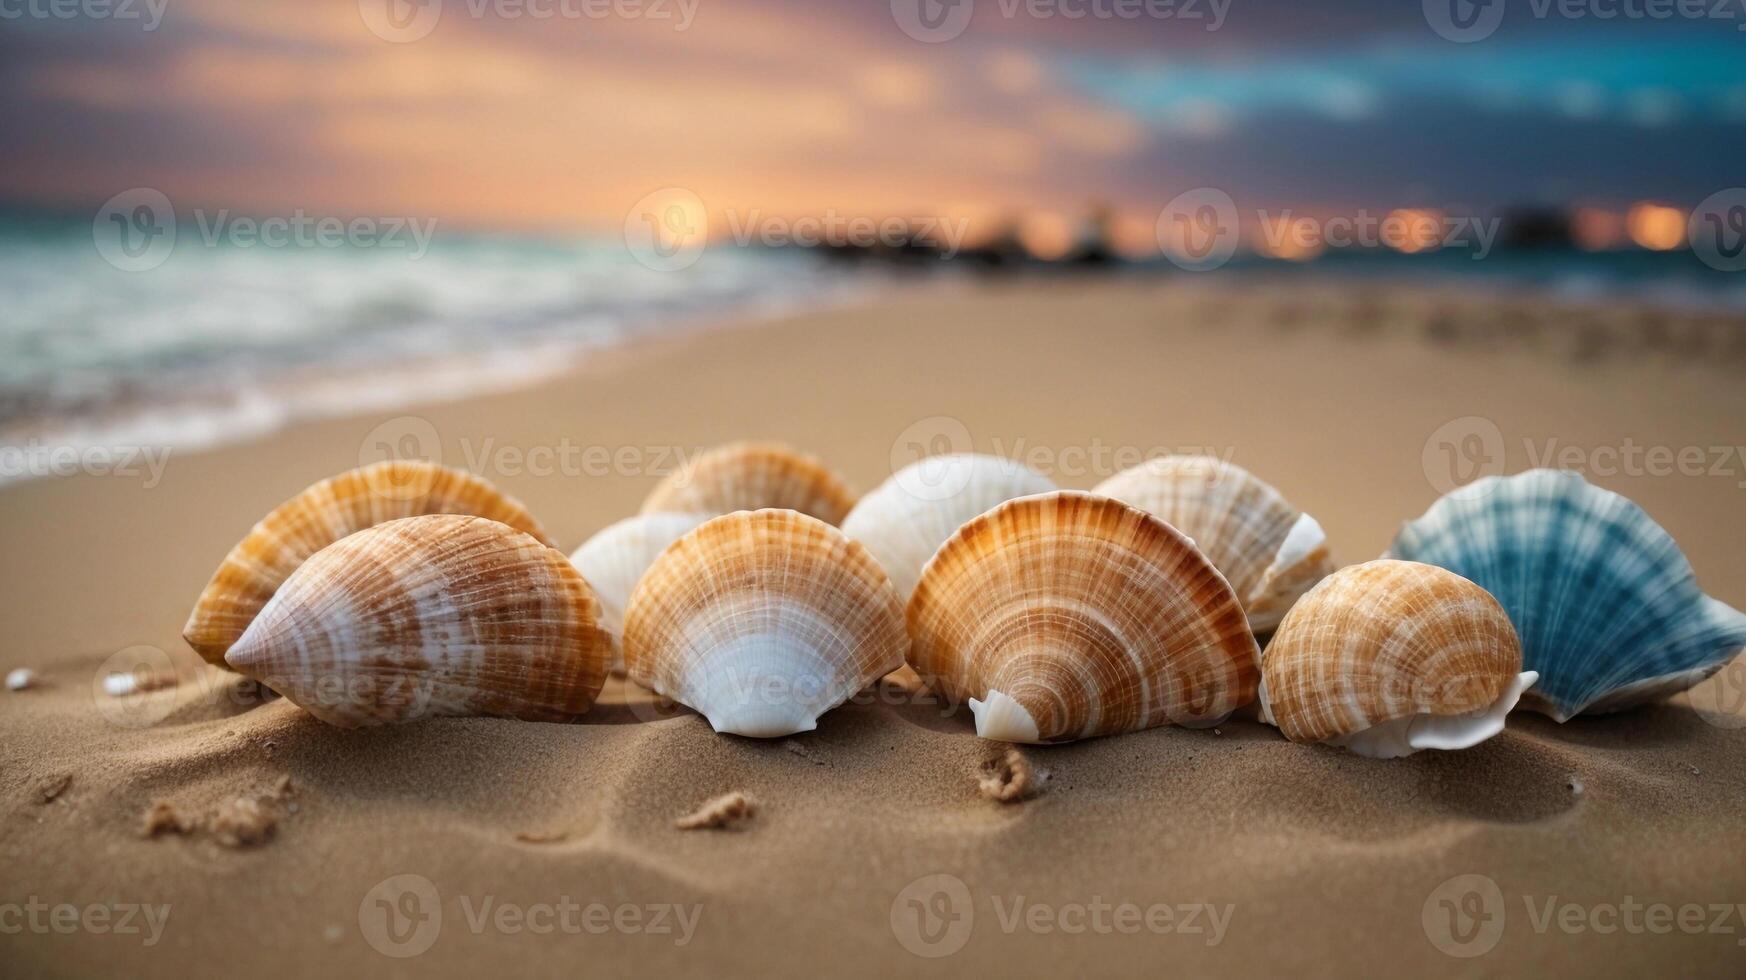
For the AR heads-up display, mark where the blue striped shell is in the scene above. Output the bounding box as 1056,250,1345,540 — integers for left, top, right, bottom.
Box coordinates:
1388,469,1746,721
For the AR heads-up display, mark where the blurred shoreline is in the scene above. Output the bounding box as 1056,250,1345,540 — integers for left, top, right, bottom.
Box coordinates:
4,217,1745,484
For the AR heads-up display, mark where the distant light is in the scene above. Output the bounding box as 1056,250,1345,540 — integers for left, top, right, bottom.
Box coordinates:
1385,209,1444,254
1626,202,1686,251
1252,215,1323,262
1018,213,1074,261
1571,208,1625,251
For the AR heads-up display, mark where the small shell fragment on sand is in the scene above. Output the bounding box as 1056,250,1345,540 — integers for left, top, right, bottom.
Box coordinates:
208,797,277,848
514,829,569,844
37,773,72,804
6,668,37,691
104,669,177,697
675,791,756,830
140,776,295,847
978,748,1049,804
141,801,193,838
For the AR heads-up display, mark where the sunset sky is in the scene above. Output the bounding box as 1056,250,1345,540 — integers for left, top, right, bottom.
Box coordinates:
2,0,1742,235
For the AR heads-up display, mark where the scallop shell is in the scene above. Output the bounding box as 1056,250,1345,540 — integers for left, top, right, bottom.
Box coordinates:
908,490,1259,744
183,461,552,667
1389,469,1746,721
641,442,857,524
1092,456,1334,634
225,515,610,727
841,453,1057,602
623,509,907,737
569,512,711,672
1258,560,1535,758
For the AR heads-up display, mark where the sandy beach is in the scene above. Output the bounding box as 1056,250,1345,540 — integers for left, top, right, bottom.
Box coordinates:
3,279,1745,978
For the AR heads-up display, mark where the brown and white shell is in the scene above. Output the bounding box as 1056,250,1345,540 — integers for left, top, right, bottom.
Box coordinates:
184,461,552,667
623,509,907,737
640,442,857,525
908,491,1260,744
1092,456,1334,634
1259,559,1536,758
225,514,610,727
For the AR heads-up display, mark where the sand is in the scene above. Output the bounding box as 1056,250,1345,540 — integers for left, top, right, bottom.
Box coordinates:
3,278,1745,977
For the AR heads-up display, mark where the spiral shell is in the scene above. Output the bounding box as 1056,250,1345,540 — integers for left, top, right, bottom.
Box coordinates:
1259,560,1535,758
908,491,1259,744
624,509,907,737
1093,456,1334,634
569,512,711,673
225,515,610,727
841,453,1056,602
641,442,857,525
1390,469,1746,721
183,461,552,667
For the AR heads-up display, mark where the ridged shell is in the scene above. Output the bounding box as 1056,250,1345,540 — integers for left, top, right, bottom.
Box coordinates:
841,453,1057,602
641,442,857,524
225,515,610,727
623,509,907,737
1092,455,1334,634
1259,560,1533,757
569,512,711,673
184,461,553,667
908,490,1259,744
1389,469,1746,721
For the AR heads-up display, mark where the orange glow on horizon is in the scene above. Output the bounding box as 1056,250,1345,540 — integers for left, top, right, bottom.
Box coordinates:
1626,202,1686,251
1385,209,1445,253
1572,207,1627,251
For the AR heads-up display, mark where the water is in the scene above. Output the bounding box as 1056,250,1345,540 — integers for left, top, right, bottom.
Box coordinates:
0,215,872,476
3,213,1741,484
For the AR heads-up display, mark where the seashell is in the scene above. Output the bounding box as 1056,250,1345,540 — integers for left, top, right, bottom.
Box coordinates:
1258,560,1536,758
184,461,552,668
908,491,1259,744
623,509,907,738
641,442,857,525
1389,469,1746,721
841,453,1056,602
1092,456,1335,634
225,515,610,727
6,668,37,692
569,512,711,673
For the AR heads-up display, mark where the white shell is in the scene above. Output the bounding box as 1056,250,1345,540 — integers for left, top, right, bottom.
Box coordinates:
570,512,711,672
841,454,1056,602
6,668,37,691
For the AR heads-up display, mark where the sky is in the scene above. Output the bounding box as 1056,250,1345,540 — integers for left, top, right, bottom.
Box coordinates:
1,0,1742,235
